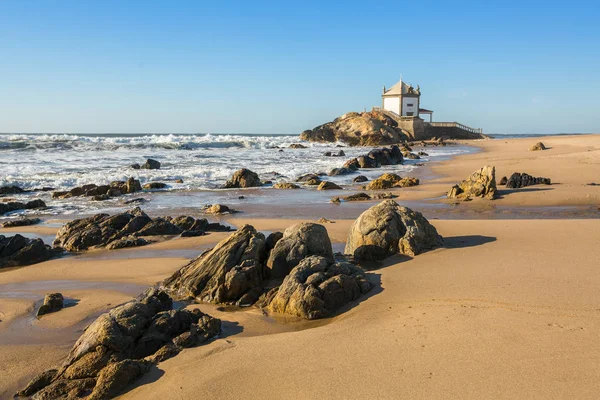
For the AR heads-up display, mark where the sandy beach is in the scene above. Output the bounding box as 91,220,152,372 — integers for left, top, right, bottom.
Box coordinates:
2,135,600,399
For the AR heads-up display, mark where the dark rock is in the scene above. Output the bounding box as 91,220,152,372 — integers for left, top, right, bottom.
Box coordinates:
265,256,373,319
141,159,161,169
181,230,205,237
499,176,508,185
124,198,147,205
505,172,551,188
266,232,283,251
266,223,334,279
1,217,41,228
345,200,442,260
135,218,183,236
343,158,360,171
288,143,307,149
106,236,149,250
356,155,379,168
353,175,368,183
37,293,64,316
131,163,141,169
328,167,352,176
317,181,343,190
143,182,168,190
0,186,24,195
0,199,46,216
296,174,322,185
343,193,371,201
0,234,57,269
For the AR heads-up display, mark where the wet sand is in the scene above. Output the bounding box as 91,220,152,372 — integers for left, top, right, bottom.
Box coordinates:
1,135,600,399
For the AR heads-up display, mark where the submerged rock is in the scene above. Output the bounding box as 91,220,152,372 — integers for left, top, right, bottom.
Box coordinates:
505,172,551,188
17,289,221,399
0,234,57,269
37,293,64,316
265,256,373,319
223,168,262,188
345,200,442,261
447,165,497,200
266,223,334,279
163,225,267,306
141,158,161,169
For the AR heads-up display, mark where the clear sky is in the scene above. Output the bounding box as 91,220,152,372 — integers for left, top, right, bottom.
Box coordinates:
1,0,599,135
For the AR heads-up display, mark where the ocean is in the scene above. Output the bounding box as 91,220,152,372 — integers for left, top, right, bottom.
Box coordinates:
0,133,473,219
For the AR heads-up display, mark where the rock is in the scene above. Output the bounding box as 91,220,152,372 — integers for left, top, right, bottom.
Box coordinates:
141,158,161,169
300,111,408,146
180,230,205,237
135,218,183,236
317,181,342,190
296,174,322,184
417,151,428,156
169,215,207,232
223,168,262,188
265,256,373,319
106,236,149,250
316,218,334,224
365,173,402,190
17,289,221,399
175,179,184,183
343,193,371,202
92,194,110,201
0,186,24,195
505,172,551,188
403,151,421,160
372,192,397,199
0,234,57,269
356,155,379,168
447,165,497,200
143,182,168,190
324,150,345,157
396,177,419,188
266,223,334,279
288,143,307,149
328,167,352,176
204,204,231,214
266,232,283,251
1,217,41,228
0,199,46,216
163,225,267,305
124,198,147,205
345,200,442,260
530,142,546,151
330,197,341,204
130,163,141,169
36,293,64,316
273,182,300,189
499,176,508,185
353,175,368,183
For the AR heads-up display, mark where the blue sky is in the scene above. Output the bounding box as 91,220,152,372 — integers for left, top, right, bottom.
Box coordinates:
1,0,599,134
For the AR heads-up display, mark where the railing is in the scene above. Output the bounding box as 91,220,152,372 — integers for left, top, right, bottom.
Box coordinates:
429,121,483,134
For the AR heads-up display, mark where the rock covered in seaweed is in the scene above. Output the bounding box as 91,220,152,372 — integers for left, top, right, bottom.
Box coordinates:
345,200,442,261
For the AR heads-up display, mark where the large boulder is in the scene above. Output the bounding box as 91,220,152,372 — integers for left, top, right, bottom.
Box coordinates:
17,289,221,399
0,234,57,269
223,168,262,188
163,225,267,306
345,200,442,261
266,223,334,279
505,172,551,188
447,165,497,200
300,111,408,146
265,256,373,319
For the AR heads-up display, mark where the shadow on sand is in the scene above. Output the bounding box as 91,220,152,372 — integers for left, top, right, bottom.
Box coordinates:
443,235,496,248
496,187,553,198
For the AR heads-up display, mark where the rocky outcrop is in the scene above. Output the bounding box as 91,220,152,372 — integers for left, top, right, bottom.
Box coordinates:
37,293,64,316
53,208,227,252
142,158,161,169
0,186,25,195
52,178,142,200
505,172,551,188
266,223,334,279
300,111,408,146
163,225,267,306
143,182,168,190
345,200,442,261
317,181,342,190
1,217,41,228
0,199,46,216
17,289,220,399
530,142,546,151
447,165,497,200
0,234,58,269
288,143,307,149
264,256,373,320
223,168,262,188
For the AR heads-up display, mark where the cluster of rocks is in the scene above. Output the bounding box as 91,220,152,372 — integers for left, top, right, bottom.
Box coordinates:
331,192,396,203
53,207,231,252
17,289,221,399
0,199,46,216
447,165,497,201
300,111,409,146
339,145,404,175
52,177,143,201
37,293,64,316
288,143,307,149
131,158,161,169
364,173,419,190
202,204,236,214
0,234,58,269
503,173,551,188
324,150,345,157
